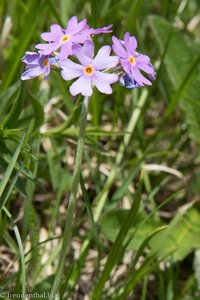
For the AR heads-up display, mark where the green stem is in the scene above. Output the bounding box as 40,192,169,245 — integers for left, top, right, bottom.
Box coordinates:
50,96,89,299
67,89,148,291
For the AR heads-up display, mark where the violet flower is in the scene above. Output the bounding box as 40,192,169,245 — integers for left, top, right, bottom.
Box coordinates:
21,52,57,80
112,32,156,86
59,40,119,97
35,16,88,60
119,73,141,89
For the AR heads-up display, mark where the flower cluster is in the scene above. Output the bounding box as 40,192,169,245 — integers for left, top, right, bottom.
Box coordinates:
21,16,156,96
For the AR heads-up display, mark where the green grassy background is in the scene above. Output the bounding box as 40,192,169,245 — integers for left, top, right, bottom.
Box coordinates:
0,0,200,299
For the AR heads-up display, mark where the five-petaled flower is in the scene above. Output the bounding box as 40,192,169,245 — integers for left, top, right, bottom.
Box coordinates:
59,40,119,96
21,51,57,80
36,16,88,60
112,32,155,86
35,17,113,61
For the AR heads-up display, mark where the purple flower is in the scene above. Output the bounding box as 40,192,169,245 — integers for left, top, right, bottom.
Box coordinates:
35,16,88,60
59,40,119,97
21,52,57,80
119,73,141,89
112,32,156,86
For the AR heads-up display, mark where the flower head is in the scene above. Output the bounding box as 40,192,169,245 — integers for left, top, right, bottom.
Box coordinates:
112,32,156,86
59,40,119,96
21,51,57,80
35,16,88,60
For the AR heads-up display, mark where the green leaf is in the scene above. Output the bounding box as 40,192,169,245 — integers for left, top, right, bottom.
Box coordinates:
28,92,44,133
100,209,160,250
0,81,20,121
3,207,26,298
31,275,55,300
0,133,25,204
0,169,20,211
118,226,167,299
92,178,143,300
152,203,200,262
194,250,200,290
149,16,200,145
2,83,24,128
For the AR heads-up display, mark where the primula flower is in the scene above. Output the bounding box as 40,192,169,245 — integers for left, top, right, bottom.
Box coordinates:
35,16,88,60
112,32,155,86
59,40,118,97
21,52,57,80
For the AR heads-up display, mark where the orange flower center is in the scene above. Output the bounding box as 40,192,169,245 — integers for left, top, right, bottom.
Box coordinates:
61,35,70,43
43,59,49,67
129,56,135,65
83,65,94,75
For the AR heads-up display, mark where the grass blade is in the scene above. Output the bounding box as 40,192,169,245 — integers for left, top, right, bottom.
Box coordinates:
3,207,26,298
0,133,25,202
91,176,143,300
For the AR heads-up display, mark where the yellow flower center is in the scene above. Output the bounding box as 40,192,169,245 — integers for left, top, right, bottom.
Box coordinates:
43,59,49,67
83,65,94,75
61,35,70,43
129,56,135,65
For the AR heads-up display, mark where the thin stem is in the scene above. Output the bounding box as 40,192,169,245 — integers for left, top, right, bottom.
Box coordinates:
50,96,89,299
67,89,149,291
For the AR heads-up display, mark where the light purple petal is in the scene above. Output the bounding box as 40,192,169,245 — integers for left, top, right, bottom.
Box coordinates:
93,71,118,83
83,40,94,59
60,59,83,80
137,63,155,74
147,63,156,80
92,72,118,94
44,65,50,79
73,18,88,34
72,42,93,66
59,42,73,60
21,52,39,64
26,64,39,70
59,59,83,71
90,24,113,35
124,32,137,55
112,36,128,58
94,56,119,70
136,54,150,64
120,58,131,75
132,67,151,86
51,24,64,36
21,66,43,80
61,68,82,81
93,46,119,70
35,41,60,54
66,17,87,35
41,32,60,42
71,32,89,43
65,16,78,33
69,75,93,96
41,24,63,41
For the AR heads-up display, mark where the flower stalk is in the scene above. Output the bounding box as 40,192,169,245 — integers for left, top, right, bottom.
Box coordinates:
50,96,90,298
